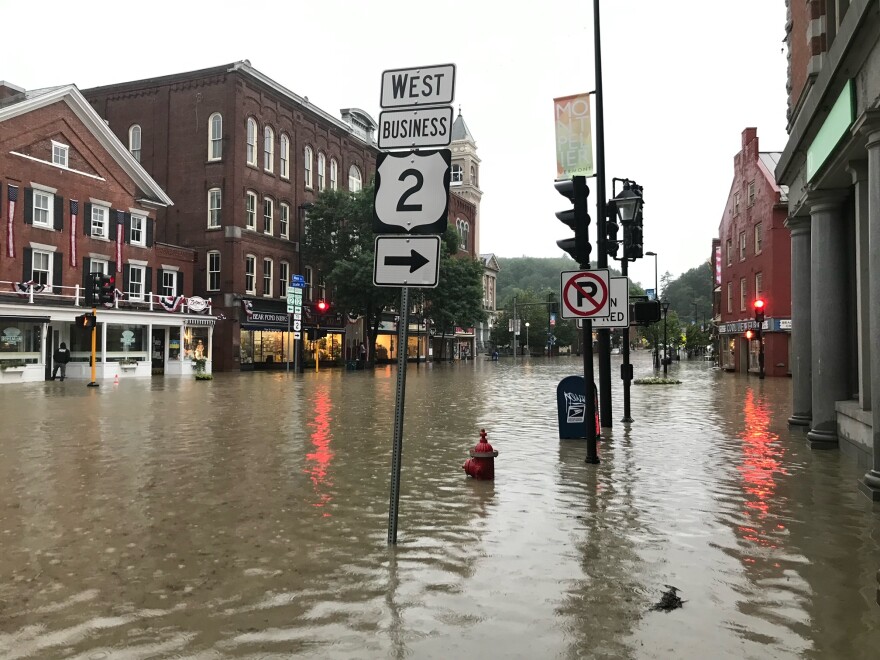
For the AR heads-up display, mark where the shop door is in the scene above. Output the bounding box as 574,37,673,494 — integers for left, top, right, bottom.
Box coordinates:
44,326,59,380
152,329,165,374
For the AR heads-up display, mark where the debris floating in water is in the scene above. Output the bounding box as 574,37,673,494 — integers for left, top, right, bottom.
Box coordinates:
651,585,684,612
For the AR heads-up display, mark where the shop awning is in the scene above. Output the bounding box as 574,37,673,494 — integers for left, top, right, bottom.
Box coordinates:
183,318,215,327
0,315,51,323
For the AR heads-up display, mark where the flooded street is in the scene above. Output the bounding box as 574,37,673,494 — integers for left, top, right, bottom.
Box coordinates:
1,351,879,659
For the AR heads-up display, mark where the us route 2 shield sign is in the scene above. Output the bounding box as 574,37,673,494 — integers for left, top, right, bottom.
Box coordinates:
373,235,441,288
373,149,450,235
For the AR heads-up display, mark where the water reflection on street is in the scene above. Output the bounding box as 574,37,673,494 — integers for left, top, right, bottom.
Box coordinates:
1,351,878,658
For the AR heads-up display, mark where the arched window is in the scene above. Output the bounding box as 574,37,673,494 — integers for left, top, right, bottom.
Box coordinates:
208,113,222,160
245,254,256,294
317,152,326,191
457,218,469,251
207,188,221,228
263,196,274,235
470,165,477,186
330,158,338,190
304,146,313,188
451,164,463,184
279,202,290,238
246,118,257,166
348,165,362,192
128,125,141,162
263,258,273,297
264,126,274,172
245,190,257,230
280,134,290,179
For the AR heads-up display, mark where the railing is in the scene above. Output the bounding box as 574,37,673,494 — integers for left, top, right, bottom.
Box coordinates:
1,280,213,315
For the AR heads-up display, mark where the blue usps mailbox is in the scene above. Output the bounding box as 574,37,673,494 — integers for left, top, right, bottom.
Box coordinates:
556,376,600,440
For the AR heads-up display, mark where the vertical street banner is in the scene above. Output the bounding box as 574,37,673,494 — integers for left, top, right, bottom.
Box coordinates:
554,93,593,179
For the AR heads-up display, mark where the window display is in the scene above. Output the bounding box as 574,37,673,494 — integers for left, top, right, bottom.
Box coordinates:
0,323,40,365
184,327,209,359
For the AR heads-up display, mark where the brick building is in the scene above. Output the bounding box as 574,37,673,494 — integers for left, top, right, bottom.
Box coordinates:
716,128,790,377
0,82,212,384
775,0,880,493
82,61,379,371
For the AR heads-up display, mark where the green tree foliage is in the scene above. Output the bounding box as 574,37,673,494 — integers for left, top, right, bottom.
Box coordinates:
489,289,577,353
301,187,396,361
423,227,487,359
660,260,713,325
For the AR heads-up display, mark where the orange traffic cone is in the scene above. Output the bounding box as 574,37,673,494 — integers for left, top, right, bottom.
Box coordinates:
114,374,119,385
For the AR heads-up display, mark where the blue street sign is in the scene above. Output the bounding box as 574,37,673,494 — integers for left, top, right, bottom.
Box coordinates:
290,274,307,289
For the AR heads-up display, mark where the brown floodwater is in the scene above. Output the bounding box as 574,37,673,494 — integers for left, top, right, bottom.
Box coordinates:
0,352,878,658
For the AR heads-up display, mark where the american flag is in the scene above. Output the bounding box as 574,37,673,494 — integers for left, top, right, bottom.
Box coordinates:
70,200,79,267
6,185,17,258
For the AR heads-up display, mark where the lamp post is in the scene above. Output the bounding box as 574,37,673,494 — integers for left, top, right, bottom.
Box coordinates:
607,179,644,423
661,300,671,377
646,251,659,369
525,322,530,356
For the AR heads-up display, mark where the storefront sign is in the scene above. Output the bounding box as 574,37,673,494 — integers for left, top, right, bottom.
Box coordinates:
718,318,791,334
187,296,209,312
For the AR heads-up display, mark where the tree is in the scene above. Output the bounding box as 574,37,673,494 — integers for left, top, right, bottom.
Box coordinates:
301,186,397,363
423,227,487,359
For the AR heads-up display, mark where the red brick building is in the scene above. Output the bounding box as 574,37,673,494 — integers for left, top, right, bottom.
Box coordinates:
82,62,379,371
0,82,214,384
716,128,791,377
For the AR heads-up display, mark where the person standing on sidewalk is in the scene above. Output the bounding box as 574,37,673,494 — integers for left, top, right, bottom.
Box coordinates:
52,342,71,381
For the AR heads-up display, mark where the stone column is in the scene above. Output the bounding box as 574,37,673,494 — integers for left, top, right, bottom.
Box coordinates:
787,215,812,426
860,122,880,499
848,161,871,410
806,191,850,449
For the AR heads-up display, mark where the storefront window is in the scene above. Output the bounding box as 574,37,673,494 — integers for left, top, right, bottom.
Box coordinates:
254,330,285,365
107,324,146,362
240,331,254,364
71,324,103,362
184,327,209,360
169,328,181,361
0,322,41,365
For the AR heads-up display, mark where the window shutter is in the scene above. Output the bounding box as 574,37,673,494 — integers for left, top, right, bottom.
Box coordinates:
123,264,130,294
82,257,91,292
177,272,184,296
23,248,32,281
53,252,63,289
83,203,92,235
24,188,33,225
54,195,64,230
124,212,132,244
157,269,165,294
146,218,154,247
145,267,153,295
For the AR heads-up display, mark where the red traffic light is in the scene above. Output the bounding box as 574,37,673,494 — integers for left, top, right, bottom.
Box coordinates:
316,300,329,312
753,299,765,311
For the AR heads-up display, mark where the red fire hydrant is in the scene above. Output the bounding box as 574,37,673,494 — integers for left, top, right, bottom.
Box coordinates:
463,429,498,480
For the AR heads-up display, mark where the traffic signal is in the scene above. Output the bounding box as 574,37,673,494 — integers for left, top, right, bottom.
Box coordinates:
316,299,329,313
75,313,97,329
605,216,620,258
753,299,765,325
98,274,116,305
87,272,102,305
623,221,643,260
555,175,591,266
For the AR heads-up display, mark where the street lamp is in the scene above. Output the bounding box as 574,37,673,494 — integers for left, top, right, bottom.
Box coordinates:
607,178,645,425
524,322,530,356
661,300,671,377
646,251,659,368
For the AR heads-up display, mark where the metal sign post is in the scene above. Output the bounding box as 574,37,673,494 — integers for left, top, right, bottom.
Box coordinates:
377,62,455,545
387,286,410,544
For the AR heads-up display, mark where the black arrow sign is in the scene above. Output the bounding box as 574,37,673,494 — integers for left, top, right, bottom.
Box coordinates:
384,249,430,273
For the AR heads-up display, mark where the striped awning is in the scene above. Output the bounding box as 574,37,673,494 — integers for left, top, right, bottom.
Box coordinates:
183,317,215,327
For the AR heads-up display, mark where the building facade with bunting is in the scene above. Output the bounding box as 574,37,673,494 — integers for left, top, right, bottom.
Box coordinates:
0,83,212,384
82,61,379,371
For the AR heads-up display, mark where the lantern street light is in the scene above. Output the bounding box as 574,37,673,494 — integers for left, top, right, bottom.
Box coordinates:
524,322,530,356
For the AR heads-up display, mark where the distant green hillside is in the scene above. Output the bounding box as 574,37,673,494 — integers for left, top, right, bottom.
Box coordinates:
496,257,630,307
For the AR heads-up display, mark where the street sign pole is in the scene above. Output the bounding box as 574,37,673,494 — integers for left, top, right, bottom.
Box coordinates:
387,286,410,545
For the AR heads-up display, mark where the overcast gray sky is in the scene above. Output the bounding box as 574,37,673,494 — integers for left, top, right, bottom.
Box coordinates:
3,0,789,293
